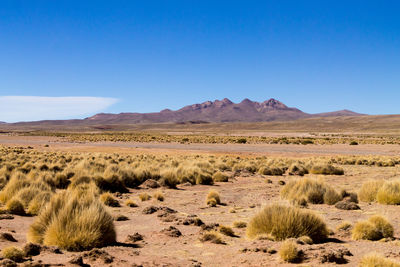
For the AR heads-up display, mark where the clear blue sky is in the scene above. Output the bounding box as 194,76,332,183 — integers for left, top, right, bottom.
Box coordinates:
0,0,399,122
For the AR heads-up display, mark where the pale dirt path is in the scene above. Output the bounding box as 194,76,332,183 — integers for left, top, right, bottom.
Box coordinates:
1,135,400,156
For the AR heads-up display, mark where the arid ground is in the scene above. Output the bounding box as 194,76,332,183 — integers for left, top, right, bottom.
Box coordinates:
1,133,400,267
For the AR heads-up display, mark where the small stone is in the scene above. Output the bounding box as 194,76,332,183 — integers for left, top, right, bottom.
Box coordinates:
0,233,17,242
125,233,144,243
161,226,182,237
23,243,41,256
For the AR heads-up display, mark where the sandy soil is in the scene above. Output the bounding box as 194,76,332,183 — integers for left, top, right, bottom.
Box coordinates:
1,136,400,266
1,135,400,156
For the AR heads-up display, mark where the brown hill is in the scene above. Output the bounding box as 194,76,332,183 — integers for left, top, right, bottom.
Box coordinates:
1,98,364,129
84,98,361,124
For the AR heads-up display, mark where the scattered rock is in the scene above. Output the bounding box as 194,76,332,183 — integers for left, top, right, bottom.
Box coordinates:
141,179,160,189
0,215,14,220
278,180,286,185
201,223,219,231
114,214,129,221
0,233,17,242
320,248,352,264
83,248,114,264
142,206,159,214
335,200,360,210
125,233,144,243
69,256,84,266
0,259,17,267
182,215,204,226
161,226,182,237
23,243,41,257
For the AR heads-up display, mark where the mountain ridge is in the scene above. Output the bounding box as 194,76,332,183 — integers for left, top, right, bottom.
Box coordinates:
83,98,363,124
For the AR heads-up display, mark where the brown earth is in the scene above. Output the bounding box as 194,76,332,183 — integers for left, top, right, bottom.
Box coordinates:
1,136,400,266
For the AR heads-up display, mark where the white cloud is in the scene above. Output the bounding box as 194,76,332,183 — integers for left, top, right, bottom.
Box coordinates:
0,96,118,123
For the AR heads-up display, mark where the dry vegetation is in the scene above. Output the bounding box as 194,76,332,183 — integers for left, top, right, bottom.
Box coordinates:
1,140,400,265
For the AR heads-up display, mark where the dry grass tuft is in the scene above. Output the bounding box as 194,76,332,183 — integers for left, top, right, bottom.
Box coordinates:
359,253,400,267
153,191,165,201
212,172,229,182
279,240,300,263
233,221,247,228
27,189,116,251
281,178,342,205
1,246,25,262
125,199,138,207
352,215,394,241
376,180,400,205
206,190,221,206
309,164,344,175
219,225,236,237
139,192,151,201
100,192,120,207
246,204,328,242
6,198,25,215
199,231,225,244
358,180,385,202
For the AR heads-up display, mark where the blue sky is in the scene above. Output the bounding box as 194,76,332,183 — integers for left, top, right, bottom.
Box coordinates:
0,0,399,122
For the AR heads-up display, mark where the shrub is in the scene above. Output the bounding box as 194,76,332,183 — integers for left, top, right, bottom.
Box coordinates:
236,138,247,144
199,231,225,244
298,235,313,244
359,253,400,267
6,199,25,215
246,204,328,242
376,180,400,205
359,180,384,202
153,191,164,201
258,166,285,176
100,192,120,207
309,164,344,175
352,215,393,241
125,199,138,207
139,192,151,201
0,173,29,203
212,172,229,182
27,189,116,251
27,192,52,215
288,164,308,176
349,141,359,145
1,246,25,262
281,178,342,205
219,225,236,237
233,221,247,228
279,240,299,263
206,190,221,206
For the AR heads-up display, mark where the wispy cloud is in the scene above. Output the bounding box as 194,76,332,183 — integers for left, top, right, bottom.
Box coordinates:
0,96,118,123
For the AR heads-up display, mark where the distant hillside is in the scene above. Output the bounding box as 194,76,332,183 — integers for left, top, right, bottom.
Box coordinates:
0,98,365,129
84,98,362,124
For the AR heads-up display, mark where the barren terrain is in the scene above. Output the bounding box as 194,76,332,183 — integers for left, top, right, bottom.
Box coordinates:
1,134,400,266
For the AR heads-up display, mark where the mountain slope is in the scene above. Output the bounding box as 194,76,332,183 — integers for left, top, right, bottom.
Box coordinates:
85,98,311,124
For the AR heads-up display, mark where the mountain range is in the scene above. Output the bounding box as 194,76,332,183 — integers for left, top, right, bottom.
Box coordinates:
83,98,362,124
2,98,364,127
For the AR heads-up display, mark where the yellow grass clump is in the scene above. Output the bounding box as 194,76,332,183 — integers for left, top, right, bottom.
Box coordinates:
1,246,25,262
246,204,328,242
125,199,138,207
139,192,151,201
206,190,221,206
279,240,299,263
376,180,400,205
27,188,116,251
359,180,385,202
281,178,342,205
100,192,120,207
352,215,394,241
359,253,400,267
153,191,164,201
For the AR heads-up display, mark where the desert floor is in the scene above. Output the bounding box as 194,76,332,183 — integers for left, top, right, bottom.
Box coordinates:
1,135,400,266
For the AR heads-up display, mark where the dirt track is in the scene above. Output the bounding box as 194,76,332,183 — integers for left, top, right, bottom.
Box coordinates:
1,135,400,156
